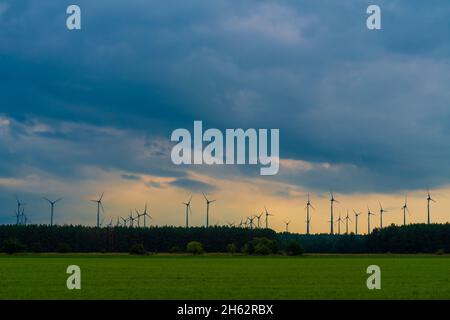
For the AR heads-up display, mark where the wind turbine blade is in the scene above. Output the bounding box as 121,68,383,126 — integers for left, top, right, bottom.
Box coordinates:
202,192,208,202
55,198,62,203
99,192,104,201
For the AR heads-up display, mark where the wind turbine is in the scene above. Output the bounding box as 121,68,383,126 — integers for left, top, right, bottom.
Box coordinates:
426,190,436,225
329,192,339,235
90,192,104,228
43,197,62,226
120,216,129,227
379,202,388,229
264,207,274,229
15,197,25,225
238,218,244,228
116,216,121,227
139,203,151,227
202,193,216,228
367,206,376,234
247,216,256,229
182,196,193,228
353,210,362,235
335,211,343,235
284,220,291,233
255,212,263,228
344,210,352,234
17,205,27,225
305,193,314,235
129,210,137,227
401,195,409,226
135,209,141,227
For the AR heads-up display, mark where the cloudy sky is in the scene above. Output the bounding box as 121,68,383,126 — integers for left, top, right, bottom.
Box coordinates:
1,0,450,233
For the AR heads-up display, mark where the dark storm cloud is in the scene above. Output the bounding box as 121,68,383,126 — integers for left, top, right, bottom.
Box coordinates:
1,0,450,193
0,117,185,181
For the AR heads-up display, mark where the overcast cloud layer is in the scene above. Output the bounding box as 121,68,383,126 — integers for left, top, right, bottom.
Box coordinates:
1,0,450,213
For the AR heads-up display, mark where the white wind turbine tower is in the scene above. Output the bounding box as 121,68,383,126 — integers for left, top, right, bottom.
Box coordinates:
329,192,339,235
401,195,409,226
264,206,274,229
15,196,25,225
426,190,436,225
284,220,291,233
367,206,376,234
140,203,151,227
344,210,352,234
91,192,104,228
129,210,137,227
353,210,362,235
135,209,141,227
336,211,343,235
202,193,216,228
378,201,388,229
247,216,256,229
182,196,193,228
255,212,263,228
305,193,314,235
43,197,62,226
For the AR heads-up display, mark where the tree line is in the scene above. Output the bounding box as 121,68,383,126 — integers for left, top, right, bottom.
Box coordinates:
0,223,449,254
279,223,450,253
0,225,276,253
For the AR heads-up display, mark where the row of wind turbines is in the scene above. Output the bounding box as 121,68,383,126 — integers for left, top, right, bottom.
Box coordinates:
11,190,438,234
173,194,277,229
12,191,278,230
306,191,436,235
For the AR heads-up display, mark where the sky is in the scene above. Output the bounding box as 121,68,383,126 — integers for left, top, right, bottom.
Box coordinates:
1,0,450,233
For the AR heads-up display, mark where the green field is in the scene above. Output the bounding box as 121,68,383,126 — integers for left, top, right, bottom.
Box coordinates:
0,254,449,299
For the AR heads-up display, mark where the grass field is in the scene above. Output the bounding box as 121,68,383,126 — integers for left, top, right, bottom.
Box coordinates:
0,254,449,299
